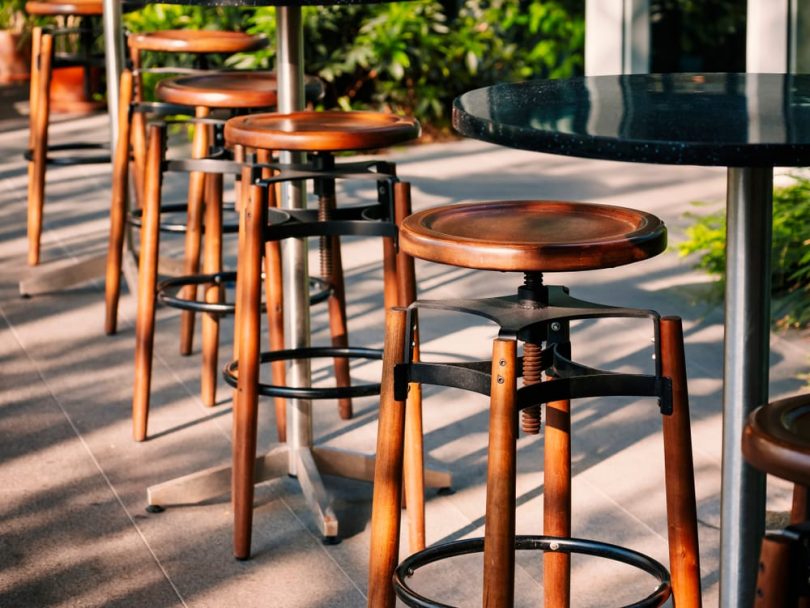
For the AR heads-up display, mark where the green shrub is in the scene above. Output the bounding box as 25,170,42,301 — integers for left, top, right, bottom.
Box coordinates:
679,175,810,328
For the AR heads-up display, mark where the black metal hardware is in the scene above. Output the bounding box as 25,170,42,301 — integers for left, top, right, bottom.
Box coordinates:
393,535,671,608
223,346,383,400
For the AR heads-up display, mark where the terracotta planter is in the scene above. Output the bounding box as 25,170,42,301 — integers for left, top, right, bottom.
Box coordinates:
49,65,105,114
0,30,30,83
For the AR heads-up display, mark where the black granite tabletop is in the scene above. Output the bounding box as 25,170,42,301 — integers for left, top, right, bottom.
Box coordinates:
453,73,810,167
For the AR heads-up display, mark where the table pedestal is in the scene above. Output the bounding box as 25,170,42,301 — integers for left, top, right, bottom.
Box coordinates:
720,166,771,607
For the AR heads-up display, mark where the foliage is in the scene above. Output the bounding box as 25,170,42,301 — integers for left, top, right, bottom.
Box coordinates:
679,175,810,328
227,0,584,131
0,0,29,33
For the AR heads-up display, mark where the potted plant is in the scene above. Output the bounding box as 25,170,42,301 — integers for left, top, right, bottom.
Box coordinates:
0,0,30,83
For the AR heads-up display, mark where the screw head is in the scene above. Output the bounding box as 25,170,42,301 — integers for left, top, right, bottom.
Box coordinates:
551,322,561,332
499,359,506,367
549,541,560,551
497,376,505,384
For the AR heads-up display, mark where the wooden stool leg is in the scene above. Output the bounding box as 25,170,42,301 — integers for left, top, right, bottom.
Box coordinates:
132,124,165,442
368,307,409,608
200,172,224,407
483,338,518,608
233,180,267,560
27,29,52,266
129,47,146,209
319,191,353,420
754,534,795,607
660,316,703,608
104,68,134,335
393,182,426,553
255,150,287,442
179,106,211,356
544,386,571,608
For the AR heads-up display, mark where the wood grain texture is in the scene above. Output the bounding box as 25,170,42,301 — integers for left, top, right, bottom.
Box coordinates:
24,0,102,16
200,172,224,407
224,111,420,152
232,181,267,559
128,30,267,54
399,200,667,272
179,106,211,357
483,339,518,608
754,535,795,607
104,68,134,335
367,308,409,608
543,396,571,608
660,316,703,608
131,125,165,442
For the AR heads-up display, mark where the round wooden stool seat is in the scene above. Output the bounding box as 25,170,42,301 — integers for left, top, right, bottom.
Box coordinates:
743,393,810,486
399,200,667,272
128,30,268,54
25,0,102,16
224,111,421,152
156,72,324,109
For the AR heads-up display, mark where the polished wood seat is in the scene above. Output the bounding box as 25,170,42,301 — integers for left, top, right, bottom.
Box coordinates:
400,200,667,272
128,30,267,54
224,111,421,152
743,393,810,607
24,0,102,16
156,72,323,109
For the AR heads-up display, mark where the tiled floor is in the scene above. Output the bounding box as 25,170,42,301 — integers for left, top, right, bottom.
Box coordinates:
0,107,806,607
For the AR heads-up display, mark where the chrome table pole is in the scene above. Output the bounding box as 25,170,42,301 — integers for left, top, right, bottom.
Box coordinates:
719,166,772,608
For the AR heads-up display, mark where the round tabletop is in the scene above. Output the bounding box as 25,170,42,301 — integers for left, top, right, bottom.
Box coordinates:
453,73,810,167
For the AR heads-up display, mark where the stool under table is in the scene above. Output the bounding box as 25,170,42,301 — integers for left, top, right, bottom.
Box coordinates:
368,200,703,607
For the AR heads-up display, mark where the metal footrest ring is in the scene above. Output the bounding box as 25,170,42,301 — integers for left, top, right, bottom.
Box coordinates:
223,346,383,400
393,535,672,608
128,202,241,234
157,271,330,314
24,142,109,166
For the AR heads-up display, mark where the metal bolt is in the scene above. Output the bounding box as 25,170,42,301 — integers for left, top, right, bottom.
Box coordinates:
499,359,506,367
549,541,560,551
497,376,504,384
551,322,561,332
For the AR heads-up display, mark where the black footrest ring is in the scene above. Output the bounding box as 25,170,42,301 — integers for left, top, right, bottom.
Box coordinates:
24,142,109,166
128,202,241,234
157,271,330,314
223,346,383,400
393,535,671,608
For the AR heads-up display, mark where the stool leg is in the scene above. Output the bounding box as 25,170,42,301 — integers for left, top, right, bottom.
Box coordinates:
660,316,702,608
483,338,518,608
319,191,353,420
132,124,165,442
179,106,211,357
129,47,146,209
368,307,409,608
543,395,572,608
754,534,795,607
200,172,224,407
233,180,267,560
256,150,287,442
394,182,426,553
27,29,53,266
104,68,134,335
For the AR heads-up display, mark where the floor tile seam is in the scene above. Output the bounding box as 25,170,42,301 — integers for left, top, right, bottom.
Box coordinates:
0,303,191,608
274,495,368,602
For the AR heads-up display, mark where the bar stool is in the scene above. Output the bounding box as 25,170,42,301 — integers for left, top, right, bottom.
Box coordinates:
221,110,421,558
124,73,323,441
25,0,104,266
367,200,703,607
742,393,810,607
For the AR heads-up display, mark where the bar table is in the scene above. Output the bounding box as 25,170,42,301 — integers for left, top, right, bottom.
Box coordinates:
453,72,810,607
116,0,450,545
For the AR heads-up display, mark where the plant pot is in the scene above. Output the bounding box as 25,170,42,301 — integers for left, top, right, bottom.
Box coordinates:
49,65,105,114
0,30,30,83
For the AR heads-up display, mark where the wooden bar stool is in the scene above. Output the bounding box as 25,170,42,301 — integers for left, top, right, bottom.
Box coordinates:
368,200,703,607
104,30,268,338
742,393,810,607
222,110,421,558
25,0,104,266
124,72,323,441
